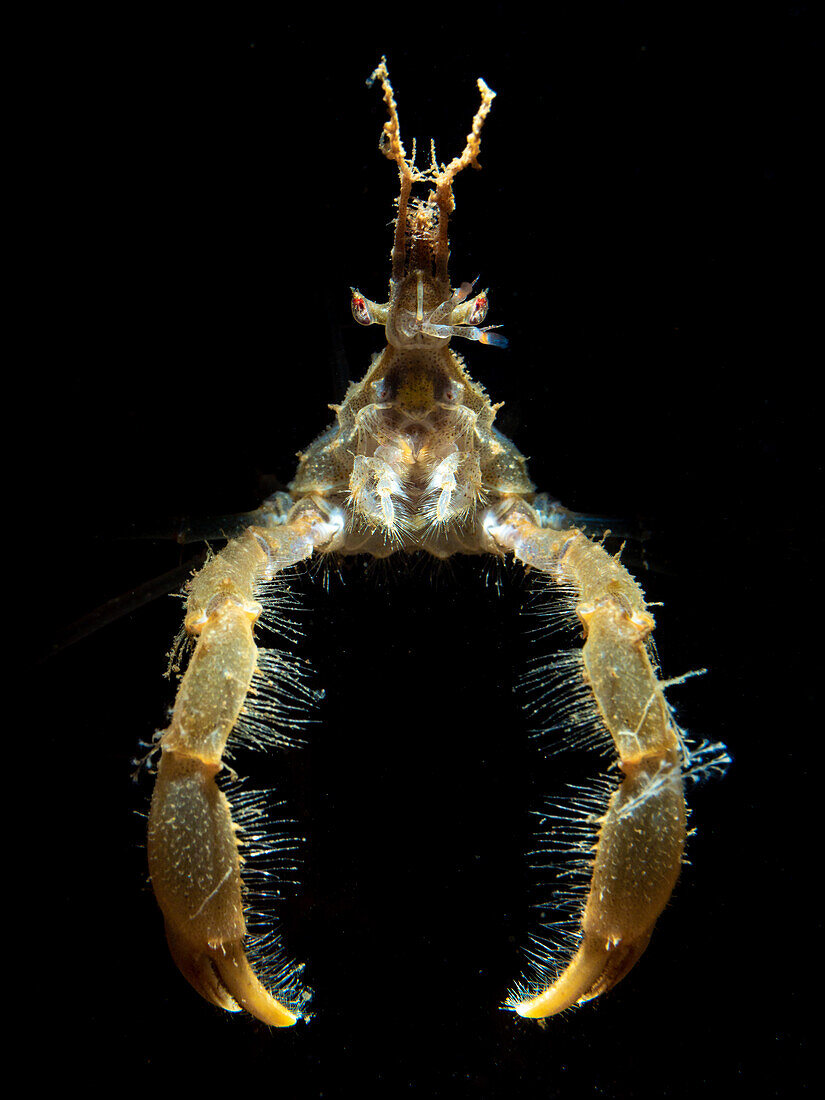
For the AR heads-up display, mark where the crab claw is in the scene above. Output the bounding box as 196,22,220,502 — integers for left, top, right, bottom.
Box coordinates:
513,926,656,1017
148,752,301,1027
510,750,686,1019
164,925,299,1027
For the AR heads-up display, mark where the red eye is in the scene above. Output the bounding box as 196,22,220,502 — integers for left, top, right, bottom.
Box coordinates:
468,293,488,325
351,290,373,326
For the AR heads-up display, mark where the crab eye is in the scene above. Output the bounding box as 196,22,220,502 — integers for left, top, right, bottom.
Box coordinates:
350,288,375,326
466,292,488,326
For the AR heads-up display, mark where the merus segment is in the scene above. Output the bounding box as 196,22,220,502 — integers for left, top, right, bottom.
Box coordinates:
486,507,687,1017
147,504,343,1025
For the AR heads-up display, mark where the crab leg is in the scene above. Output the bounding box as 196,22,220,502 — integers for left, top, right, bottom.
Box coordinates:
147,501,342,1025
485,506,686,1017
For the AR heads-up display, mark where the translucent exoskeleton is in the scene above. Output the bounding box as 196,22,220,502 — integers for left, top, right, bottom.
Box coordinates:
145,59,728,1027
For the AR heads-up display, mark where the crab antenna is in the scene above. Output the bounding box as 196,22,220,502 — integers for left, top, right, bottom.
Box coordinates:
367,59,496,284
431,78,496,282
367,58,414,281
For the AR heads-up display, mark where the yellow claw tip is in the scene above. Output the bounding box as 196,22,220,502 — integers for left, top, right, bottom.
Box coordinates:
165,925,301,1027
509,927,656,1020
207,941,300,1027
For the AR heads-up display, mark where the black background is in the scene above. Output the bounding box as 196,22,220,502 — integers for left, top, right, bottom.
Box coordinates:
32,4,814,1095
